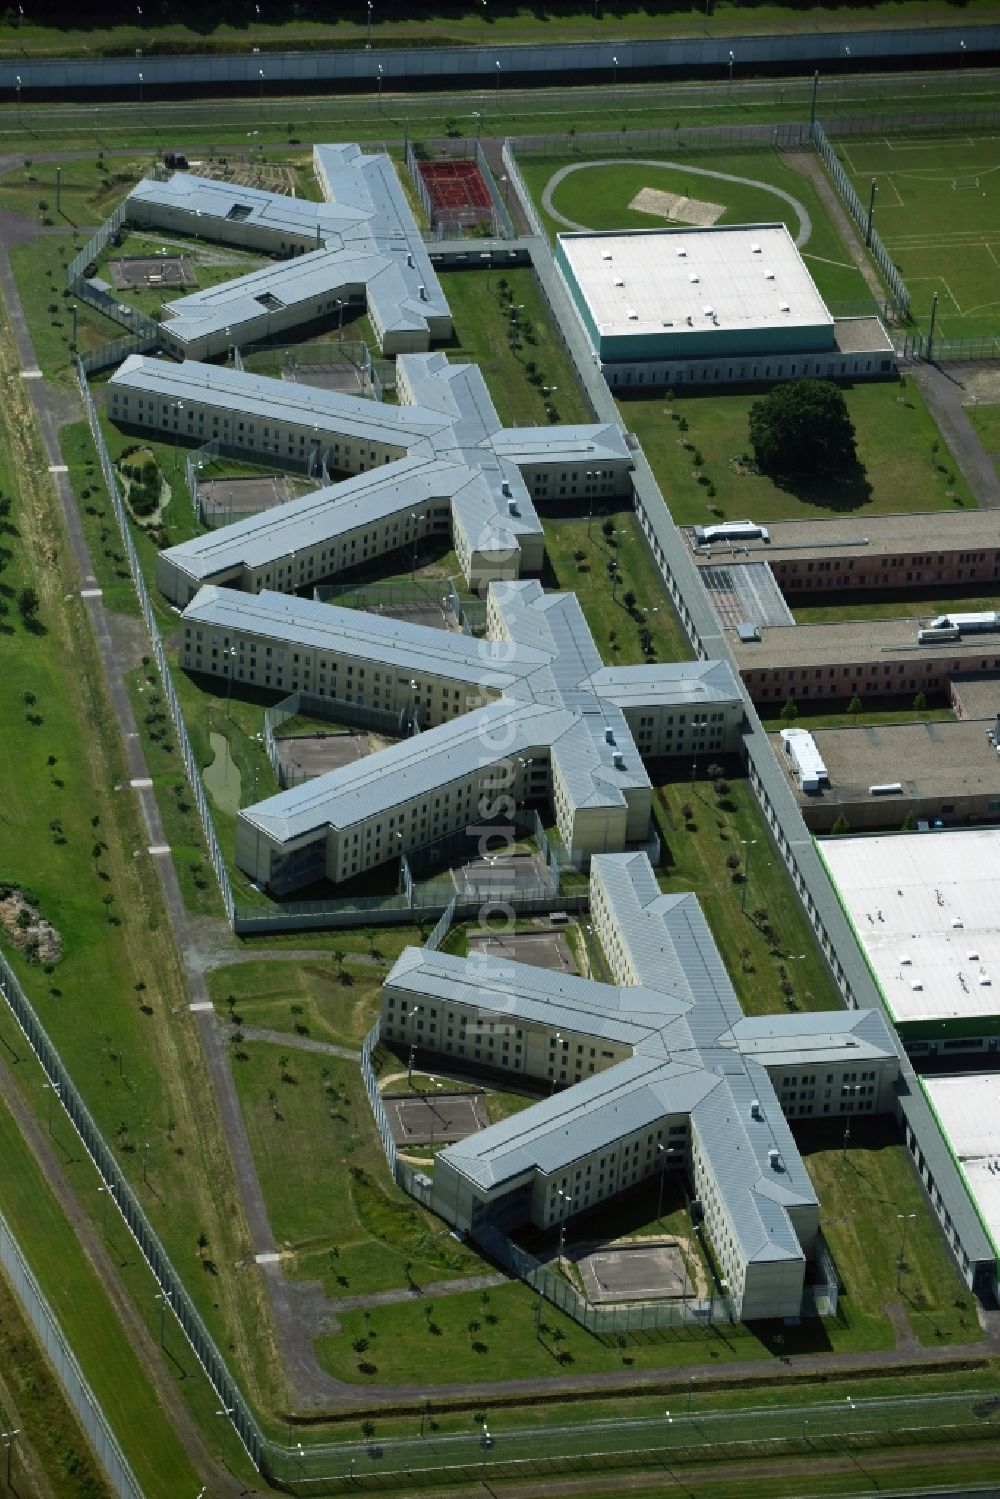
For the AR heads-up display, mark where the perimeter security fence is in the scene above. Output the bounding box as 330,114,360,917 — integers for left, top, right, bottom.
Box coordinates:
0,1179,144,1499
0,945,266,1476
810,119,910,318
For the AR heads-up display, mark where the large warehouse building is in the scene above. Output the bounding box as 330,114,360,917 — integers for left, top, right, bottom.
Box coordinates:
819,829,1000,1056
226,581,743,892
383,850,899,1322
921,1074,1000,1270
555,225,894,386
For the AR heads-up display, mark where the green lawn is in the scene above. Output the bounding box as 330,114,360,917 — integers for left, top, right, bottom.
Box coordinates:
839,133,1000,338
798,1117,981,1347
0,1094,204,1497
542,507,693,665
439,267,592,427
966,402,1000,466
232,1041,486,1296
653,765,843,1018
760,697,954,732
207,956,382,1049
522,149,870,308
619,379,975,527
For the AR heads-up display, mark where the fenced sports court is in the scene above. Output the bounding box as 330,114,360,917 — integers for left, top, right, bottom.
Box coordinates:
197,472,290,522
386,1090,489,1146
417,156,494,231
107,254,197,290
576,1241,689,1302
466,928,577,973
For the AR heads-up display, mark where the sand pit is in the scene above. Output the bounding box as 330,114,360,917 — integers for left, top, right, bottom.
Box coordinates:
629,186,725,226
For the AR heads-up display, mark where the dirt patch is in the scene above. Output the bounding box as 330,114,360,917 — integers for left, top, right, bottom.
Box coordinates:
960,369,1000,406
0,887,62,964
629,186,724,226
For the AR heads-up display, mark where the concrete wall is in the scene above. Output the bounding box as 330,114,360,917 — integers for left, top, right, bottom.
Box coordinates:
6,24,997,93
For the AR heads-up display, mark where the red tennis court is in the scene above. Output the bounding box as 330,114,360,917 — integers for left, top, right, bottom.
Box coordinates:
418,158,493,230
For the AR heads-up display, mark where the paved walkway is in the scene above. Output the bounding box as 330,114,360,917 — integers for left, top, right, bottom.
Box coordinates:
540,158,813,245
235,1023,360,1062
784,150,883,302
326,1273,507,1315
907,360,1000,509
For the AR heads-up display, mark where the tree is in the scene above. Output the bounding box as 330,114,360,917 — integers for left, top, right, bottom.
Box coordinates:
601,518,614,541
847,694,863,716
780,698,798,724
748,379,858,478
912,691,927,712
18,585,39,622
622,589,637,612
831,815,851,835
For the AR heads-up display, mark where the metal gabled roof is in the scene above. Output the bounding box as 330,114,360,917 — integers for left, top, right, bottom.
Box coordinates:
588,660,742,710
242,699,577,841
181,585,550,688
440,1053,720,1192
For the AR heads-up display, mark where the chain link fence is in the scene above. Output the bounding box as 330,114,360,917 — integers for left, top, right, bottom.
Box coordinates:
811,120,909,319
0,1186,143,1498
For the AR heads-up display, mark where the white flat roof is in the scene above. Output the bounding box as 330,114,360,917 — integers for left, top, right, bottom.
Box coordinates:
923,1074,1000,1253
558,225,832,339
819,830,1000,1026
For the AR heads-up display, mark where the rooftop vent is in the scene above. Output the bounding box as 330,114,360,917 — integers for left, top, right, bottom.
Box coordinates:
768,1148,783,1170
689,272,700,283
676,247,687,257
626,309,638,320
226,203,253,222
703,305,714,317
751,242,762,254
501,479,511,497
899,954,912,965
604,727,615,744
911,980,923,991
779,301,791,312
750,1099,763,1120
507,498,519,516
612,751,625,769
952,916,964,929
967,949,980,961
764,268,775,279
601,251,613,261
418,284,427,301
406,251,414,268
614,276,625,287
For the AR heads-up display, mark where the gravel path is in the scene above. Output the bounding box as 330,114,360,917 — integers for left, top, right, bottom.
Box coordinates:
540,158,813,246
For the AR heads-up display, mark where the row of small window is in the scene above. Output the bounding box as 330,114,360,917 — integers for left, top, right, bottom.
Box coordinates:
549,1132,687,1193
607,360,889,386
780,1070,878,1087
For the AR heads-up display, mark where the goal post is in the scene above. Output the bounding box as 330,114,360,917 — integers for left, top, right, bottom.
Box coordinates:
951,175,981,190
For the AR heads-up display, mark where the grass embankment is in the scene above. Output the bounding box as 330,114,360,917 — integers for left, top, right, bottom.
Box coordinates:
0,283,284,1434
3,3,993,58
208,957,383,1049
619,379,975,528
521,148,869,308
793,591,1000,625
966,402,1000,471
760,698,954,732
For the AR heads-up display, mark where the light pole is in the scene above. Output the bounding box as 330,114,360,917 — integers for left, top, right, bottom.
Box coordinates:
846,1395,855,1442
480,0,486,36
215,1403,235,1463
612,54,618,100
557,1189,572,1258
98,1183,115,1237
138,71,144,123
690,716,708,784
366,0,373,48
727,50,734,98
664,1409,673,1459
377,63,383,111
15,75,21,127
156,1287,173,1346
258,68,264,118
843,43,851,80
896,1211,917,1290
960,38,967,69
71,302,77,350
550,1031,563,1093
410,513,426,578
656,1141,668,1222
43,1079,60,1135
841,1082,863,1158
740,837,757,914
172,399,184,468
495,59,501,106
1,1430,20,1490
225,645,237,718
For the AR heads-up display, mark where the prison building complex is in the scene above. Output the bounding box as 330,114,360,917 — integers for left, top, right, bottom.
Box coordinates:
689,511,1000,597
555,225,894,387
211,580,742,893
108,353,631,598
382,850,899,1321
126,143,451,357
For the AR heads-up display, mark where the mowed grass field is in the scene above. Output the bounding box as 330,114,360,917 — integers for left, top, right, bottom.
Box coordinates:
839,131,1000,337
520,148,872,308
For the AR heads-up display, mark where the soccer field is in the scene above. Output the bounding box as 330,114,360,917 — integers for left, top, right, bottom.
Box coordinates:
839,132,1000,337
